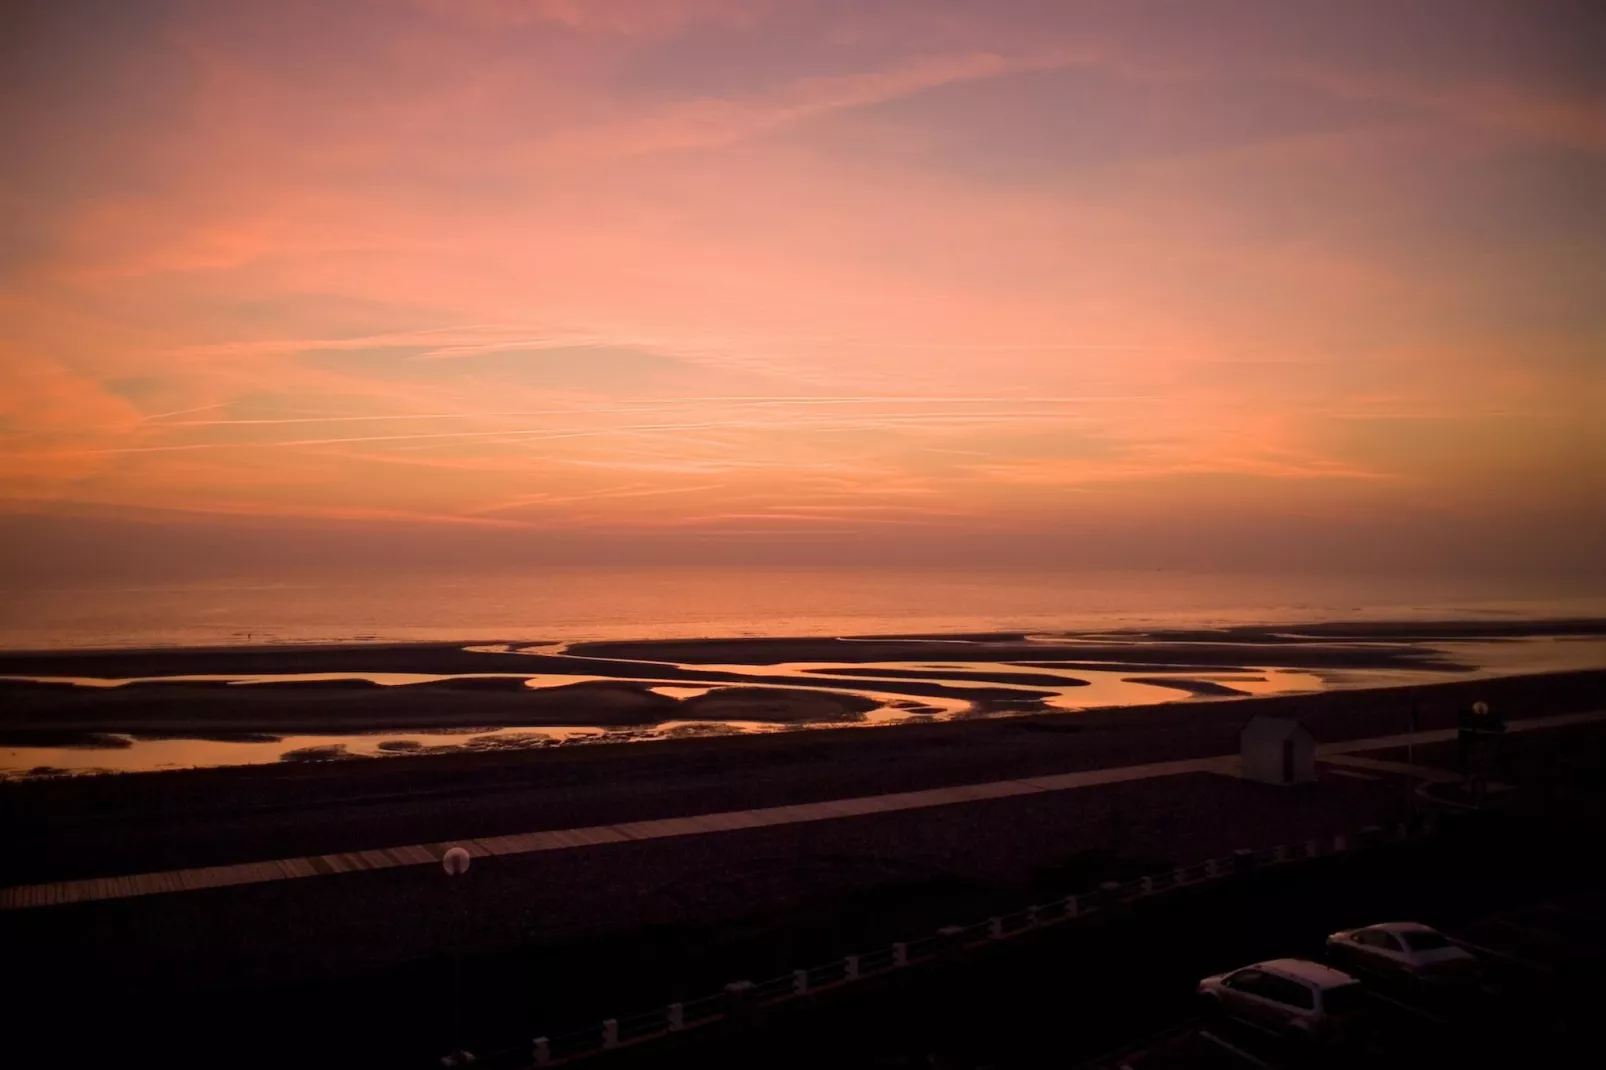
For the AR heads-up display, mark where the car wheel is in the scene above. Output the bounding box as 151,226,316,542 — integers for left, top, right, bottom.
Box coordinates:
1196,993,1223,1018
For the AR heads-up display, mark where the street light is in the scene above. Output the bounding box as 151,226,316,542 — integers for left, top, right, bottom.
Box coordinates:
1406,698,1419,814
441,846,474,1068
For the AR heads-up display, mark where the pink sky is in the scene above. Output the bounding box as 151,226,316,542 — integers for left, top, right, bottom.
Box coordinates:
2,1,1602,576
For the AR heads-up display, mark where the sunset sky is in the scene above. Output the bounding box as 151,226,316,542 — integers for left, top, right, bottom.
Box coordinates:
3,1,1602,579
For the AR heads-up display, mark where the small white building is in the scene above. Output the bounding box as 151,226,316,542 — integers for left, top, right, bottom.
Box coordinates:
1240,715,1316,785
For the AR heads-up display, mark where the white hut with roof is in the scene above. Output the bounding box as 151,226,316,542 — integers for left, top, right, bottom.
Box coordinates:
1240,715,1316,785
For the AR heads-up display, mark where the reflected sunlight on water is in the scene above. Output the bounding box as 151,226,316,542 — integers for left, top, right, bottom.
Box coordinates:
1,568,1601,779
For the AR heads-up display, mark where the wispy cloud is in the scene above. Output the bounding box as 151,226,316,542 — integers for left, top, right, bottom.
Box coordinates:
407,0,757,35
545,47,1101,158
2,0,1599,560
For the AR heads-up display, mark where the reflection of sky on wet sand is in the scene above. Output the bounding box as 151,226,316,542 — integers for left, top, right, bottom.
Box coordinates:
1303,638,1606,690
1045,669,1326,709
2,725,593,776
3,636,1599,779
3,720,802,777
648,686,712,700
680,660,1324,709
1436,638,1606,676
7,671,520,688
0,664,1314,778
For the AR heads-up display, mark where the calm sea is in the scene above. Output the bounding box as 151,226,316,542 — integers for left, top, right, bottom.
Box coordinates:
2,567,1603,651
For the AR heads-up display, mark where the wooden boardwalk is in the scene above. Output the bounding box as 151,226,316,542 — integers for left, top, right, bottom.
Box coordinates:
4,710,1600,912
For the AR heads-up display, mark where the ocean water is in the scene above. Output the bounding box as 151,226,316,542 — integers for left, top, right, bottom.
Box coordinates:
1,566,1602,651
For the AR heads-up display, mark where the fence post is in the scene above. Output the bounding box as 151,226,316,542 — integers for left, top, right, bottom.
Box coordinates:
723,980,756,1027
937,925,966,962
988,916,1004,939
1305,838,1320,858
533,1037,550,1067
793,969,808,997
1333,833,1347,852
1205,858,1219,879
667,1003,684,1032
892,942,908,967
844,955,860,980
1025,905,1038,927
1172,866,1187,887
1065,894,1079,918
1140,875,1155,896
602,1018,619,1050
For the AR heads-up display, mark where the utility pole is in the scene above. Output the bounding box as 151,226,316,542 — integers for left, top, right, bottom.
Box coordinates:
1406,698,1418,815
441,846,474,1067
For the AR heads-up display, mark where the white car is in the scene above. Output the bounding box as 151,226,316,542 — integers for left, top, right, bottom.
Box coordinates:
1326,921,1481,985
1197,958,1370,1045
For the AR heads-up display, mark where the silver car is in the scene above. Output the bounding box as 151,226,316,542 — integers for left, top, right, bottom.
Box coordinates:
1197,958,1370,1045
1326,921,1481,985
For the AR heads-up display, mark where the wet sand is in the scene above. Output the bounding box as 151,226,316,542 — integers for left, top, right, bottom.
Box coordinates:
0,681,884,740
1,619,1601,775
798,666,1091,686
1122,676,1255,697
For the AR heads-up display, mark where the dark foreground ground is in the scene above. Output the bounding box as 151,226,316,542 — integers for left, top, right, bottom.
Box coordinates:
631,726,1606,1069
621,817,1606,1069
2,668,1603,1068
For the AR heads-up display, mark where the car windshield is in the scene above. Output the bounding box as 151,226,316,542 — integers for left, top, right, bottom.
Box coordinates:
1401,930,1452,951
1321,982,1369,1015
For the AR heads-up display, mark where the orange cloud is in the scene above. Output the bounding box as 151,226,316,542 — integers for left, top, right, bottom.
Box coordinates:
2,1,1600,567
407,0,758,34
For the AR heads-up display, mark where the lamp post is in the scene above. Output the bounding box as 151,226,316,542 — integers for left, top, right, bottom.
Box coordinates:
441,846,474,1067
1406,698,1418,815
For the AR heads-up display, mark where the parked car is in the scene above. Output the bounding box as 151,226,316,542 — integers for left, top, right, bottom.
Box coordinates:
1197,958,1371,1046
1326,922,1482,985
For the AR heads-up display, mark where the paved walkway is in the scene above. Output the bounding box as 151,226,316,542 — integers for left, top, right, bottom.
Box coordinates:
4,710,1601,912
1322,754,1463,783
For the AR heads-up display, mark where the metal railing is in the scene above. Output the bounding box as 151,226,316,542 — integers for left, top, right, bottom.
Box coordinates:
492,816,1436,1066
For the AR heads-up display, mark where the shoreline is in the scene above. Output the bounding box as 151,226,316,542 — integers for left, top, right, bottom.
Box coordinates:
3,663,1602,783
1,614,1603,661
